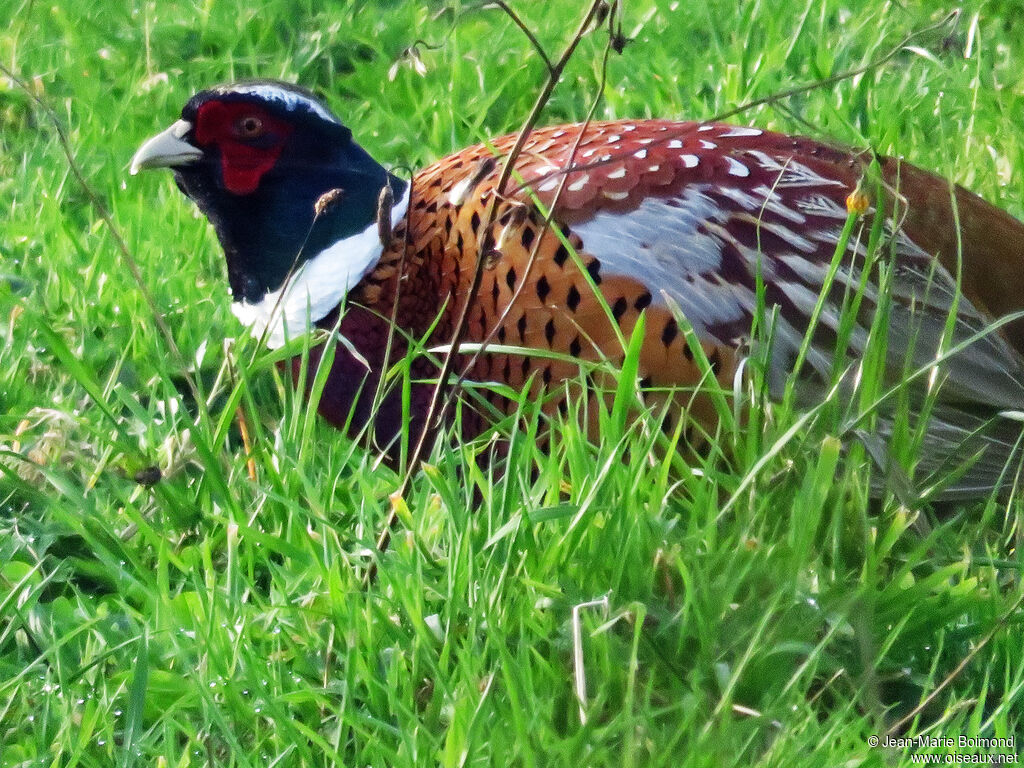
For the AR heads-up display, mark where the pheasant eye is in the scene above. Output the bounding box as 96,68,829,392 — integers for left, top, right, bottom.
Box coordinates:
235,115,264,138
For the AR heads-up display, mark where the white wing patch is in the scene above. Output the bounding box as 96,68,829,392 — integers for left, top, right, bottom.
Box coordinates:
746,150,847,188
794,194,851,219
572,190,756,335
718,126,763,138
714,184,808,225
725,157,750,177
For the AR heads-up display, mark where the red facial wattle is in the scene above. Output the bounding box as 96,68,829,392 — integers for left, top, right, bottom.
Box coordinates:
193,100,293,195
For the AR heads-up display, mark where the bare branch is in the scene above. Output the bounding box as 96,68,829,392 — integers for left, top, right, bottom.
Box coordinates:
481,0,555,73
366,0,611,583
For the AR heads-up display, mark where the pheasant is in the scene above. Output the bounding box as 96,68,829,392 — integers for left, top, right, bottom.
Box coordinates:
130,80,1024,498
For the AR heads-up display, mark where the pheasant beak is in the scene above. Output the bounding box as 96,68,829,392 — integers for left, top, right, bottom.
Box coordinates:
130,119,203,174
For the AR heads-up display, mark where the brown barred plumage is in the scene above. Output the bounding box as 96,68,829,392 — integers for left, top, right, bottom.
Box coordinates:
132,83,1024,497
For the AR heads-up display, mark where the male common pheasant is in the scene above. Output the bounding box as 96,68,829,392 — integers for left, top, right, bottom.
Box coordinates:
131,81,1024,498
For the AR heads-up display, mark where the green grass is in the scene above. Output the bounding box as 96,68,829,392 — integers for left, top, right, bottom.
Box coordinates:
3,0,1024,765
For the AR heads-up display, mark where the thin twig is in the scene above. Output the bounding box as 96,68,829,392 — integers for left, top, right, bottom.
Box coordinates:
709,10,961,126
451,0,621,392
482,0,555,73
408,0,606,464
366,0,610,582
